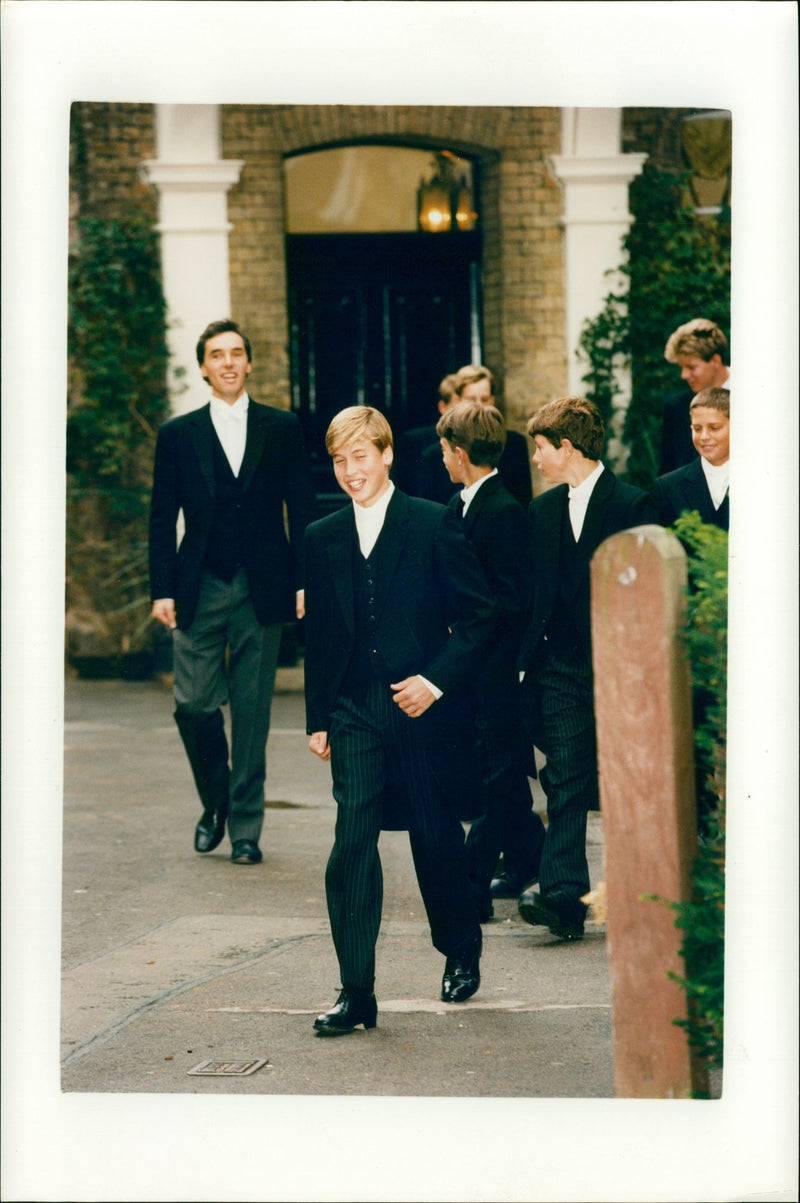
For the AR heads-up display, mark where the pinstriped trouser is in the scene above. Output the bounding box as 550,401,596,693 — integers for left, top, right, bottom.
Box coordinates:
529,650,599,900
326,681,480,991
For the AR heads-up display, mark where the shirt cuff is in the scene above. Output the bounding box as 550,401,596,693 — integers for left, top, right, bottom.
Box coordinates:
418,675,443,701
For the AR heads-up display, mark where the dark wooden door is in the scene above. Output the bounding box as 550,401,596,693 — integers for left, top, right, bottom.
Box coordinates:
287,231,482,505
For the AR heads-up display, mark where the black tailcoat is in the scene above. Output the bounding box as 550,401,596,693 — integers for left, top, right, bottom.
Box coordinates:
518,468,658,675
651,457,729,532
148,400,317,629
304,489,497,827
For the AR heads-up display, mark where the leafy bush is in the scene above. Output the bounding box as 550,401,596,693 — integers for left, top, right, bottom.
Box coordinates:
579,165,731,488
650,512,728,1088
66,216,170,661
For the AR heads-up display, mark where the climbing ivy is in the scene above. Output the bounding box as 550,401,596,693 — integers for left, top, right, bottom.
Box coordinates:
66,216,170,660
648,512,728,1090
578,165,731,488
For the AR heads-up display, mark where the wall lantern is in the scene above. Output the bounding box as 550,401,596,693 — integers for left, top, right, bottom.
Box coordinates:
417,151,476,232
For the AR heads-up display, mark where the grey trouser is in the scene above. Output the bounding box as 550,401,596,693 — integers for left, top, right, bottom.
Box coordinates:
172,568,283,843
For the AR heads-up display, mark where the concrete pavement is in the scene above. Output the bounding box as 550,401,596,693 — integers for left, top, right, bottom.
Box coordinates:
61,670,613,1099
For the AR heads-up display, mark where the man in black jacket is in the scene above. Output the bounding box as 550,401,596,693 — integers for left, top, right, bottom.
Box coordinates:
435,400,545,921
149,319,316,864
305,406,496,1035
517,397,657,939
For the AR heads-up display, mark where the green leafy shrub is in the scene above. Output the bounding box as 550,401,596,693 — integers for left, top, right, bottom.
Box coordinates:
66,216,170,665
649,512,728,1088
579,165,731,488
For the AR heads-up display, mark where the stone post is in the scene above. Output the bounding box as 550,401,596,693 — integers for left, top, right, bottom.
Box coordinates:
591,524,706,1098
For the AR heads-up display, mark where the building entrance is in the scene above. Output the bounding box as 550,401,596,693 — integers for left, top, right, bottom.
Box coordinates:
286,229,482,506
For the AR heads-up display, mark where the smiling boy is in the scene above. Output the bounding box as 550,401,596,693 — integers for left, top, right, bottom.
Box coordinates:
652,387,730,531
304,406,496,1035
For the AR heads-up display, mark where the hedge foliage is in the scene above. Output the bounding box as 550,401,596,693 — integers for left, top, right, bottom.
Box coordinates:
66,216,170,652
579,165,731,488
651,512,728,1089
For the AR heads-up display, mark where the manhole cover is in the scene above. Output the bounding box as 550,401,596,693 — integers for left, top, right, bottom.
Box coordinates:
187,1059,269,1077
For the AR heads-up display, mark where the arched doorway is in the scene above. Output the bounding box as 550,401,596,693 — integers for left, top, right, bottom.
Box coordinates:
283,144,483,504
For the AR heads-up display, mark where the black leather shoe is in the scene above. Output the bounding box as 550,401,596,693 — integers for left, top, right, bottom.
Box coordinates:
194,810,227,854
313,988,378,1036
518,887,586,940
441,932,482,1003
230,840,263,865
490,863,539,898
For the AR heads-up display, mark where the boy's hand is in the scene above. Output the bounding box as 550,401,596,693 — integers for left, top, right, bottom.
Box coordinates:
309,731,330,761
390,676,436,718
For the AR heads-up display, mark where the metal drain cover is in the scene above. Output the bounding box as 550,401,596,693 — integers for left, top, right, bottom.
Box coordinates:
187,1058,269,1077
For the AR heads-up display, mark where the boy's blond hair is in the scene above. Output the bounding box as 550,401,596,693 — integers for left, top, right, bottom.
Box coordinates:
436,400,506,467
454,363,495,396
325,406,394,456
664,318,729,365
690,387,730,417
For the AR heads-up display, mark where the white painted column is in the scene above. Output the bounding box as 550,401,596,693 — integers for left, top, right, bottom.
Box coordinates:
140,105,243,415
548,109,647,463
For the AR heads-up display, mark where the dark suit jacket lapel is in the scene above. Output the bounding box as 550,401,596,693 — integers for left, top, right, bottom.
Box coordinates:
325,506,357,637
681,458,715,523
239,401,269,493
370,490,411,622
575,468,615,572
187,404,216,499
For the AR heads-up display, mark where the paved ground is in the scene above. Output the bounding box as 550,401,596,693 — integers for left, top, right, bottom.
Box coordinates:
4,670,789,1202
60,672,613,1100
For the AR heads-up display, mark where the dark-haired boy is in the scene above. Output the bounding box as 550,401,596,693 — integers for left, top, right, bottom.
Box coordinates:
149,319,316,864
436,400,545,921
516,397,657,939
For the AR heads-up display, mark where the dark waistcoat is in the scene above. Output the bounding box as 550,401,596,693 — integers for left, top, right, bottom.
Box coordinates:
203,433,246,581
544,504,589,663
340,535,394,704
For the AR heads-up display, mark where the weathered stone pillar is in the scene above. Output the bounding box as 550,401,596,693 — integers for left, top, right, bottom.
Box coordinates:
591,524,706,1097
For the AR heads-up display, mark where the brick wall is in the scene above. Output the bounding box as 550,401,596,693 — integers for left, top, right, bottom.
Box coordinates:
622,107,703,172
70,102,156,225
221,105,565,429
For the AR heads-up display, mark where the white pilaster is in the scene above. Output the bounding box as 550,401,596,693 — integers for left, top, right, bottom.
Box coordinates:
548,109,647,463
140,105,243,415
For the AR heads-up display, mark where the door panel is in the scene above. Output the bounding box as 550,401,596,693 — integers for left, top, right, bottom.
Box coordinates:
287,232,482,504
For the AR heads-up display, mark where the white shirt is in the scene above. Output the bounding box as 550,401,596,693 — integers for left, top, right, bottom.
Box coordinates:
210,392,249,477
353,481,441,700
460,468,498,515
568,462,605,540
700,456,730,509
354,481,395,557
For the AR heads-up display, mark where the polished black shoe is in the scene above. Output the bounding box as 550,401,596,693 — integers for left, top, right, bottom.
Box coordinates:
490,862,539,898
313,988,378,1036
441,932,482,1003
518,887,586,940
230,840,263,865
194,809,227,854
